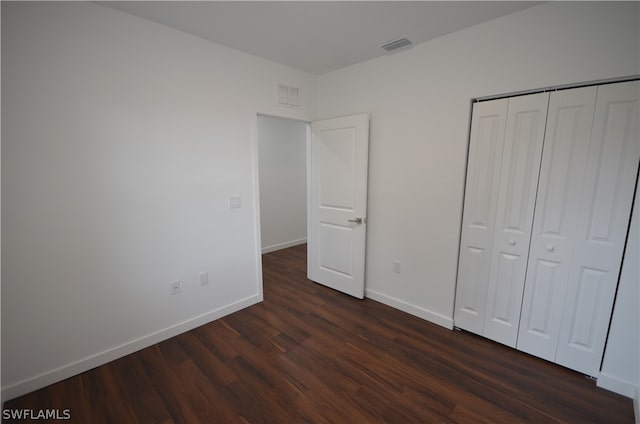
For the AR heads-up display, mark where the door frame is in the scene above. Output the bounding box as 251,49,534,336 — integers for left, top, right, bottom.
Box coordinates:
250,110,312,302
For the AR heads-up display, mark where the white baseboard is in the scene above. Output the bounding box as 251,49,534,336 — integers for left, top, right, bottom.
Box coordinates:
1,294,262,402
262,238,307,254
365,289,454,330
597,371,639,399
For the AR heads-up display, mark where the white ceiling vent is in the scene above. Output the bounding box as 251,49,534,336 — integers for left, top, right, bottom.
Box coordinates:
380,37,412,52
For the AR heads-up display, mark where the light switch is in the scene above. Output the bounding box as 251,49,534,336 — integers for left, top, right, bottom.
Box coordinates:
229,196,241,209
393,261,401,274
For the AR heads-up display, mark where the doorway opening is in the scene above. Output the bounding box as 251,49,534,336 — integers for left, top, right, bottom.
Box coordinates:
256,115,309,255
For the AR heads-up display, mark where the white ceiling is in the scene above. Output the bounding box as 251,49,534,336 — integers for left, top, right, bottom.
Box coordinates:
102,1,541,75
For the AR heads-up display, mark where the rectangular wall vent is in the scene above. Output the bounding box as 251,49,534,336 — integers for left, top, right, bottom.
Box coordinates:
380,37,412,52
277,84,300,107
278,84,288,105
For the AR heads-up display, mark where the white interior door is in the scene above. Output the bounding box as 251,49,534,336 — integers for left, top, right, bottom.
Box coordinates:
454,99,508,334
555,80,640,376
517,86,597,361
308,114,369,298
483,92,549,347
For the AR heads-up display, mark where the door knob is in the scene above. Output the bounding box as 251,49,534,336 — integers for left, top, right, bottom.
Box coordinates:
508,239,516,246
348,217,364,224
546,244,555,252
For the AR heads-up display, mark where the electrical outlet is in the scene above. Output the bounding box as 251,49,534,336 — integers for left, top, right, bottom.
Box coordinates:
393,261,401,274
199,272,209,286
170,280,181,295
229,196,241,209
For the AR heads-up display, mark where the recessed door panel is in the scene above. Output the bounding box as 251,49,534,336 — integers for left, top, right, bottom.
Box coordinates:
585,101,634,243
527,260,559,336
468,114,503,229
565,267,606,350
519,258,561,359
456,244,492,335
319,222,354,277
489,252,519,326
319,128,356,210
458,246,486,316
539,107,586,237
503,110,543,231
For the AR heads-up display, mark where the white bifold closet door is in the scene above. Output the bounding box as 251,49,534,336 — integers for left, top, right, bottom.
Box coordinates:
454,99,508,335
555,81,639,376
519,81,640,376
482,92,549,347
455,92,549,345
456,79,639,377
516,87,598,361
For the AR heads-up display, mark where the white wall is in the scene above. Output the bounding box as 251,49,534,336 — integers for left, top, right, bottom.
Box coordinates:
1,2,316,400
317,0,640,391
598,195,640,398
257,116,307,253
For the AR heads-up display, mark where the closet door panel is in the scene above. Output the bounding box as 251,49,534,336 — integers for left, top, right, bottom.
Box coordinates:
483,92,549,347
555,81,640,376
517,87,597,360
454,99,508,334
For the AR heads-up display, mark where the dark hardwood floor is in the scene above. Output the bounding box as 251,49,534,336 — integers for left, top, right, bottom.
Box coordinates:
4,244,634,423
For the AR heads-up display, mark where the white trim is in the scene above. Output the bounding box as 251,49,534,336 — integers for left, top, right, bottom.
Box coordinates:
1,294,261,402
475,75,639,102
262,238,307,254
596,371,640,398
634,387,639,424
250,113,265,300
365,289,454,330
306,123,313,279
